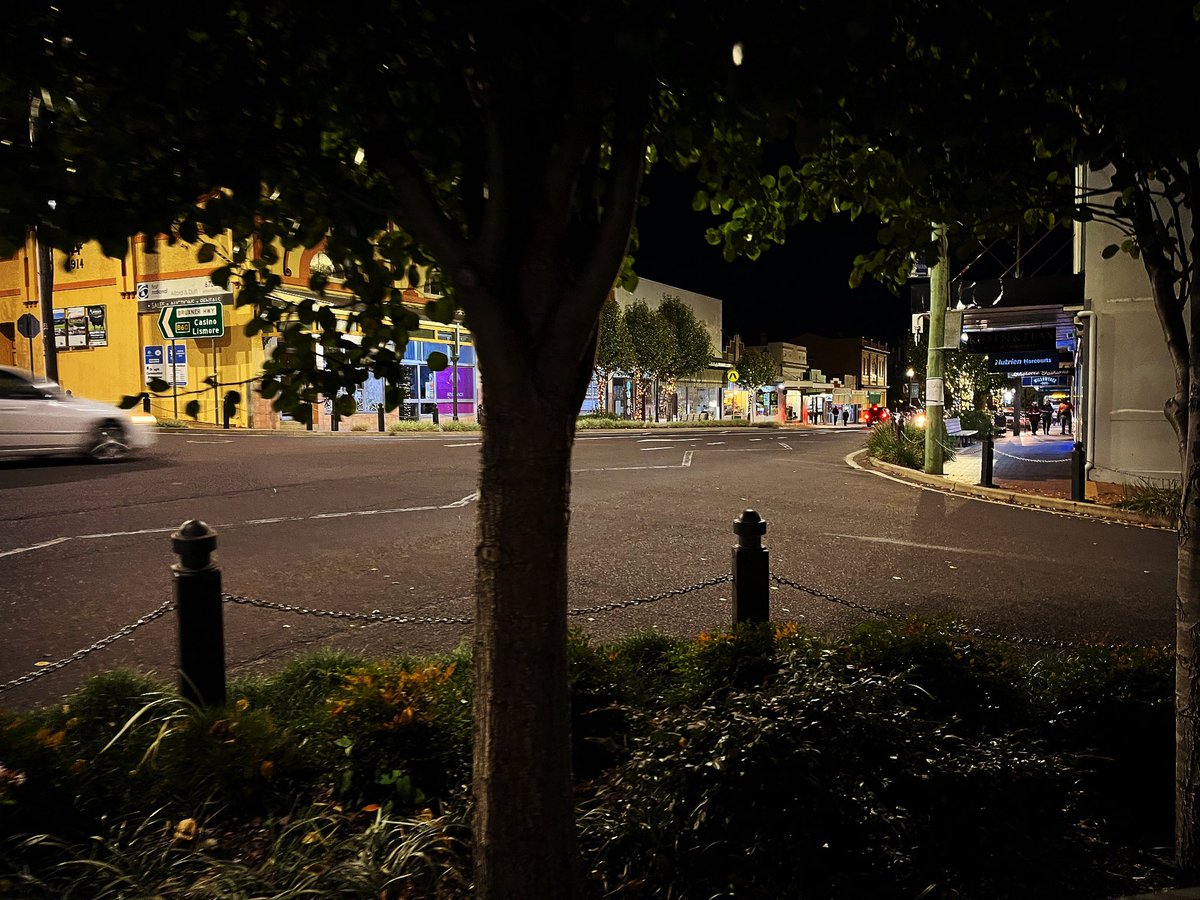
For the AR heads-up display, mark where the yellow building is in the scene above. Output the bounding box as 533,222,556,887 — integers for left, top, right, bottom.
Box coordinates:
0,234,477,428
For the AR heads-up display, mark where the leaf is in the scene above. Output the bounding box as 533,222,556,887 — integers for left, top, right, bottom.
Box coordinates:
197,243,216,263
117,395,141,409
147,378,170,393
1100,243,1120,259
185,400,201,419
334,394,357,417
427,351,449,372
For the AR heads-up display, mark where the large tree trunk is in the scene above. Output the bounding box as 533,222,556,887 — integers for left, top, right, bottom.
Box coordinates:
470,347,588,899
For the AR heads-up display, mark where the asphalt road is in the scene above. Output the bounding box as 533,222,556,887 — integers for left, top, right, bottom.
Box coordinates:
0,426,1178,708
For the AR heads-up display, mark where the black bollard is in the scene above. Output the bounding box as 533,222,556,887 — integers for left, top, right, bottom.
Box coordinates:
731,509,769,626
377,405,386,432
979,430,995,488
331,410,340,432
172,520,226,707
141,393,151,414
1071,441,1088,502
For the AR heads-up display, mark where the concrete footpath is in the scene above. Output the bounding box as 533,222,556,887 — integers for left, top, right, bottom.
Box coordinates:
853,430,1175,531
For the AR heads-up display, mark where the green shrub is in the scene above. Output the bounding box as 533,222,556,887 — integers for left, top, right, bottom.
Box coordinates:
1112,477,1181,525
957,408,997,436
350,422,371,431
865,422,925,469
580,658,1104,900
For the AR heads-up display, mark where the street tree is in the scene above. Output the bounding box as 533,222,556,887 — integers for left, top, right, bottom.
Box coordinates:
623,299,676,421
594,296,635,415
735,347,779,420
657,296,714,418
0,3,920,895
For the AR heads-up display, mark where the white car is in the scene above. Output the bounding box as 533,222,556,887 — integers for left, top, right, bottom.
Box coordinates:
0,365,157,462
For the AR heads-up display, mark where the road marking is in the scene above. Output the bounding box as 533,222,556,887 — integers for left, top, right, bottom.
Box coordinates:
0,491,481,558
779,442,793,450
822,533,1015,557
0,537,71,558
445,442,481,448
576,453,693,473
186,439,233,444
637,438,701,443
640,447,671,452
706,441,725,445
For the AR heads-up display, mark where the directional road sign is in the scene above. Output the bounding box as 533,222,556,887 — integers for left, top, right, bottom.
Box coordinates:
157,303,225,340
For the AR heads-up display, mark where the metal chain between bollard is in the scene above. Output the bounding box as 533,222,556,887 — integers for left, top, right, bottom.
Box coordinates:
768,572,1163,651
993,449,1072,463
221,592,473,625
0,600,176,695
567,574,733,617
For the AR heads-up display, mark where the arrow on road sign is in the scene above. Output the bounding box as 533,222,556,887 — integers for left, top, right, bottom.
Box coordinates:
158,303,225,340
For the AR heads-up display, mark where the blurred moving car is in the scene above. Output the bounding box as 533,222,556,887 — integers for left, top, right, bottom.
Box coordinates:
0,365,156,461
863,404,891,425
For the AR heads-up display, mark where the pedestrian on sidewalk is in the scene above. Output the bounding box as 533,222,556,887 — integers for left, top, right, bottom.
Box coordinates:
842,407,850,426
1059,399,1074,434
1042,397,1054,434
1028,401,1041,435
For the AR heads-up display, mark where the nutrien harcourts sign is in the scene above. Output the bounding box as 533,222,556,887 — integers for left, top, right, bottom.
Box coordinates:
157,303,225,340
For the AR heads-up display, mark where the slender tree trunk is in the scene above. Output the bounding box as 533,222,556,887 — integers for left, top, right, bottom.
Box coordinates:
472,371,579,898
1180,409,1200,874
1175,189,1200,875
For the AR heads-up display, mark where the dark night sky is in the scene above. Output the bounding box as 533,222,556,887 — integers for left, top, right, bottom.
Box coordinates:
631,167,909,351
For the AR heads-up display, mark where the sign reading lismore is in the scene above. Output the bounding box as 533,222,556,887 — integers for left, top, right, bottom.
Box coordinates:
158,303,225,340
136,276,233,313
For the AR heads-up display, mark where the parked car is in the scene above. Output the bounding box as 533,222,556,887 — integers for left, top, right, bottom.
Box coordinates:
0,365,156,461
863,404,891,425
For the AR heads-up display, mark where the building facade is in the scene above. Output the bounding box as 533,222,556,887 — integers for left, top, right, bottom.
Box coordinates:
0,236,478,429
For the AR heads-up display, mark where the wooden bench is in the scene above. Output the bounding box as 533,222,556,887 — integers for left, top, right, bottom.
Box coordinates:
945,417,978,446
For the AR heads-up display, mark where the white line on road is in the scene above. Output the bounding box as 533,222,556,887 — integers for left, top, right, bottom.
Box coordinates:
706,441,725,445
637,438,701,443
0,537,71,558
779,442,793,450
186,439,233,444
445,442,481,448
822,533,1015,557
575,453,693,472
0,491,482,558
640,447,671,452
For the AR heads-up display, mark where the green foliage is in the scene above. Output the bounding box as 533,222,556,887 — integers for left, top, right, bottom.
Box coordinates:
958,408,998,436
580,658,1104,899
386,420,479,433
623,299,675,385
594,298,635,382
656,295,714,383
866,421,925,469
0,625,1176,897
1112,478,1182,526
735,346,778,392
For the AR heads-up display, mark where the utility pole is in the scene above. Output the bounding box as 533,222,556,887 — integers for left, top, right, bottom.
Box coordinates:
924,225,949,475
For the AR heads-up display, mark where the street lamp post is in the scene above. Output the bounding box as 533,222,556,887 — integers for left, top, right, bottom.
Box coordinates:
451,321,461,422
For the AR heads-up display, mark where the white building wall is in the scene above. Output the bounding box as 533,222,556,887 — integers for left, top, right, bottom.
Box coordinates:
1078,168,1182,484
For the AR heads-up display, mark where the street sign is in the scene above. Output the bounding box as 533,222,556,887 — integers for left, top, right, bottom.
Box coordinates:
158,303,225,340
16,313,40,339
727,369,739,383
